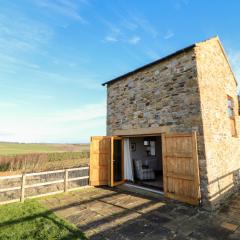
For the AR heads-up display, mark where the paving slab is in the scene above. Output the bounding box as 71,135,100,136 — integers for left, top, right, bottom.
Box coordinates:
40,187,240,240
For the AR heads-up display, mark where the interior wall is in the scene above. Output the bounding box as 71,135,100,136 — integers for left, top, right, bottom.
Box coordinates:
129,136,162,171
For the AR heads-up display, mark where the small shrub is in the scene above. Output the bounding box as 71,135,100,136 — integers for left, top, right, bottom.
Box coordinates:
0,151,90,172
0,162,10,171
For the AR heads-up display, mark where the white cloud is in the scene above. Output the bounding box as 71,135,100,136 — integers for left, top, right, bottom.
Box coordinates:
128,36,141,45
173,0,190,11
0,102,18,108
34,95,54,100
0,130,14,138
102,19,122,43
0,102,106,143
51,56,88,68
104,32,141,45
120,19,138,31
0,14,53,54
145,49,160,60
0,54,40,72
164,30,175,39
46,103,106,123
105,36,119,43
0,55,103,91
101,10,159,45
34,0,86,23
130,15,159,38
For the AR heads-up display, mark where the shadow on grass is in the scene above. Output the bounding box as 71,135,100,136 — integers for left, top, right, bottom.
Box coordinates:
1,184,239,240
0,201,86,240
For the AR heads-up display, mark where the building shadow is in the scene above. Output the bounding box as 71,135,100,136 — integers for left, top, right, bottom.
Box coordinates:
205,168,240,210
0,184,239,240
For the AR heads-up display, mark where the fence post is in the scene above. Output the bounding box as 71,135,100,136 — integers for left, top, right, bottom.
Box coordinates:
64,169,68,192
21,173,26,203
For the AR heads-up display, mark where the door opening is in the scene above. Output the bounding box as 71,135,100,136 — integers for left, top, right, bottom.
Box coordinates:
90,132,200,205
110,137,124,186
113,139,122,182
127,135,163,191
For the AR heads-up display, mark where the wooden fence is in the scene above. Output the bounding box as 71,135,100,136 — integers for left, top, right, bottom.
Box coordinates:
0,166,89,205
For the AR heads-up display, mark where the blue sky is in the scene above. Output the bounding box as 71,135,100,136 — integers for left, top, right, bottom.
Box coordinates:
0,0,240,143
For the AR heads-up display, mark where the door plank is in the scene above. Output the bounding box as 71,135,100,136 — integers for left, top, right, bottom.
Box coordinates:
90,136,111,186
166,173,194,181
162,132,201,205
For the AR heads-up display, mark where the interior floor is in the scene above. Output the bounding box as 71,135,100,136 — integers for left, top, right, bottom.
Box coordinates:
141,174,163,189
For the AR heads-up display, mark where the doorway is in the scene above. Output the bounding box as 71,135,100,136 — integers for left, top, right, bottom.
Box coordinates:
113,138,123,182
127,135,163,190
90,132,200,205
110,137,124,186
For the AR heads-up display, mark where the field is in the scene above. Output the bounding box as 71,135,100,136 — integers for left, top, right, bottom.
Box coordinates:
0,200,86,239
0,142,89,156
0,142,90,173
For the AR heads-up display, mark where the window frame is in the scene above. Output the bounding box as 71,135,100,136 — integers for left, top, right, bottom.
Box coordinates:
227,95,237,137
238,95,240,116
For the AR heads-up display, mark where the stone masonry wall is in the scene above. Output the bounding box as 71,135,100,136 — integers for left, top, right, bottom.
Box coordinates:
195,37,240,209
106,48,208,202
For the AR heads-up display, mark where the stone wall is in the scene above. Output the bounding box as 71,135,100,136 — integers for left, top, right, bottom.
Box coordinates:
107,49,203,136
195,37,240,209
106,48,208,203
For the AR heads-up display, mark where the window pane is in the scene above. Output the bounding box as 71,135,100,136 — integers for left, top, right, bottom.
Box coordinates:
150,141,155,156
228,108,234,117
227,96,234,117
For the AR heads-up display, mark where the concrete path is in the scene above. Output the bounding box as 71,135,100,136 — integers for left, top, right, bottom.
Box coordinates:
40,186,240,240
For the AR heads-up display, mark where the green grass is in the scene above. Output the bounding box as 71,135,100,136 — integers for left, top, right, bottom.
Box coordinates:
0,143,89,156
0,200,86,240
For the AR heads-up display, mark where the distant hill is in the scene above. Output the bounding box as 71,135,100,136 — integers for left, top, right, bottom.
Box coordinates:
0,142,90,156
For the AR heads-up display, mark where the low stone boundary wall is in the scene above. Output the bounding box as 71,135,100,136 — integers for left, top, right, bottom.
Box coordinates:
0,166,89,205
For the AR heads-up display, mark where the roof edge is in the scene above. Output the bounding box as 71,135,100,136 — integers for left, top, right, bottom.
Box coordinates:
102,36,223,87
102,43,196,86
216,38,238,86
195,36,238,86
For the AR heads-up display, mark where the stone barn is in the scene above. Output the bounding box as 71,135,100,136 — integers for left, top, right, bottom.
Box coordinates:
90,36,240,209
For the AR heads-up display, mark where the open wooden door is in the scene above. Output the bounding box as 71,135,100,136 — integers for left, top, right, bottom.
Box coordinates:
162,132,200,205
90,136,124,187
90,136,111,186
110,137,124,187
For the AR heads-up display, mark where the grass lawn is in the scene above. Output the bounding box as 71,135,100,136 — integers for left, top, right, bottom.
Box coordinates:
0,143,89,156
0,200,86,240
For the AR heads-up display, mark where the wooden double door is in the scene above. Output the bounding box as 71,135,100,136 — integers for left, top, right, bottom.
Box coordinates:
162,132,201,205
90,133,201,205
90,136,124,187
